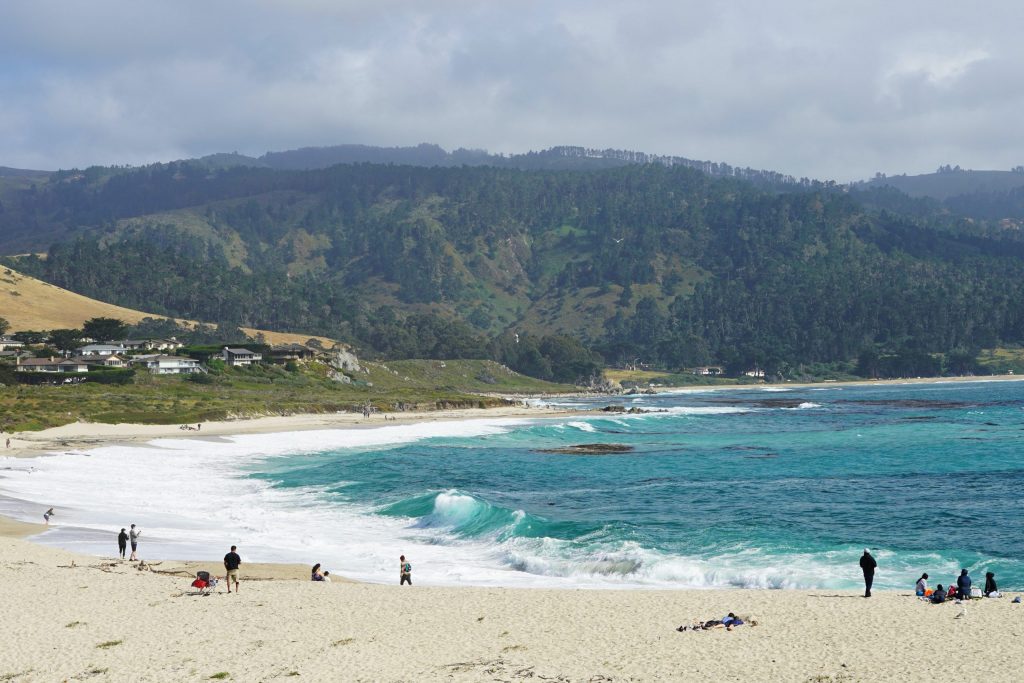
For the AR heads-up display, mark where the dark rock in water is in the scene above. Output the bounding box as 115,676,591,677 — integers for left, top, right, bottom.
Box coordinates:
538,443,635,455
600,405,666,414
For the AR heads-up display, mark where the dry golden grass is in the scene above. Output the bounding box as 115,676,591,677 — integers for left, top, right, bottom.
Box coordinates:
0,266,334,346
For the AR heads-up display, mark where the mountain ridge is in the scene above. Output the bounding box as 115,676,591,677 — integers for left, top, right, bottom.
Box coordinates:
4,158,1024,379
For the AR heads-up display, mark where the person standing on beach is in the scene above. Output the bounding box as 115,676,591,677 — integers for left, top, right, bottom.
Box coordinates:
128,524,141,560
117,528,128,559
399,555,412,585
224,545,241,593
860,549,877,598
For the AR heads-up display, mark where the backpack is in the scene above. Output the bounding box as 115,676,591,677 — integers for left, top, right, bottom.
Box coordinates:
402,562,412,573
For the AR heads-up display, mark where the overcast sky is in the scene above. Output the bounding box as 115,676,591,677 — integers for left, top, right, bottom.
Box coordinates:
1,1,1021,181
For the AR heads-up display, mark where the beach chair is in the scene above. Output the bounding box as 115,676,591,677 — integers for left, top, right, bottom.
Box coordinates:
190,571,218,596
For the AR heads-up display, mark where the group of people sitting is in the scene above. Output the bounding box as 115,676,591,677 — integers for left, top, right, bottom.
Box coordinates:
676,613,755,631
916,569,1000,603
311,563,332,582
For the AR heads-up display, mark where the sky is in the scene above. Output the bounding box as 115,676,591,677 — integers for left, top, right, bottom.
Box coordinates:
1,0,1021,181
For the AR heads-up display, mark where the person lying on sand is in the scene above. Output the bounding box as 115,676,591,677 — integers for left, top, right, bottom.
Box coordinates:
676,613,755,631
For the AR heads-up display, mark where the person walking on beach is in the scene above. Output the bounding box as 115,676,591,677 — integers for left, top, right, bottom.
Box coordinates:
399,555,412,585
224,545,241,594
860,549,877,598
117,528,128,559
43,507,54,525
128,524,141,560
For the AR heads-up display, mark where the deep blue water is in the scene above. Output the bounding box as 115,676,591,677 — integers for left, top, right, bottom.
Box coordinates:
248,380,1024,589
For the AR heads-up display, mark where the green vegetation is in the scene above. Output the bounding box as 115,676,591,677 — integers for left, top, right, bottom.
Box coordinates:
3,161,1024,382
95,640,122,649
0,359,570,432
209,673,230,680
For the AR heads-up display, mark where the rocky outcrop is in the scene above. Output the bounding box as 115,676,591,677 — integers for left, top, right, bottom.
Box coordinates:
329,347,361,373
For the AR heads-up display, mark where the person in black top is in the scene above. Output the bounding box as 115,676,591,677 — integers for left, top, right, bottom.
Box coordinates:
224,545,242,594
117,528,128,559
931,584,947,603
956,569,971,599
984,572,998,597
860,549,877,598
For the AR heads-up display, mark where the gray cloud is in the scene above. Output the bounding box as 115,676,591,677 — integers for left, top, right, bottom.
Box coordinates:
1,0,1021,180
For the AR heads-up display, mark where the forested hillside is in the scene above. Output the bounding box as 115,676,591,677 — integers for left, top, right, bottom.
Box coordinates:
3,158,1024,378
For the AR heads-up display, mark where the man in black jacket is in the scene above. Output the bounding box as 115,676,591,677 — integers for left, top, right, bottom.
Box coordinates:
860,549,877,597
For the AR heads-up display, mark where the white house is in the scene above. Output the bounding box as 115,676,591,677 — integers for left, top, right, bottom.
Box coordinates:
744,368,765,378
15,357,89,373
131,355,204,374
75,343,127,357
72,354,127,368
221,347,262,366
119,338,185,352
0,337,24,351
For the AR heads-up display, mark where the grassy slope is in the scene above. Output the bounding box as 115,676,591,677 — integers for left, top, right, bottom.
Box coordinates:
0,266,334,347
0,359,573,432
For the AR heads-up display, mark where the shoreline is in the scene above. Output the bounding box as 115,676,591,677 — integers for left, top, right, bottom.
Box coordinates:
4,374,1020,458
0,404,586,459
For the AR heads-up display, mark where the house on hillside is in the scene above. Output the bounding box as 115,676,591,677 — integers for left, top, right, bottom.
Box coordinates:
0,337,24,352
221,347,262,366
689,366,724,376
744,368,765,378
71,354,127,368
130,354,204,374
119,338,185,352
15,357,89,373
75,343,127,357
268,343,316,363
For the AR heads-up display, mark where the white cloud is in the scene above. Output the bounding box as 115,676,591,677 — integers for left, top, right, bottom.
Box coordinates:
1,0,1022,180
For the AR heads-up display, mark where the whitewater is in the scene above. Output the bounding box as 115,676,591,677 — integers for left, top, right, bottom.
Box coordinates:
2,380,1023,590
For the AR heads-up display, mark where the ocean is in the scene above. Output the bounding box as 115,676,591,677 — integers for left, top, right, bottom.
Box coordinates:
2,380,1022,591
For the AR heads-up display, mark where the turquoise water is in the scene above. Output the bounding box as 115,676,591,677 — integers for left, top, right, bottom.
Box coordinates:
248,380,1024,589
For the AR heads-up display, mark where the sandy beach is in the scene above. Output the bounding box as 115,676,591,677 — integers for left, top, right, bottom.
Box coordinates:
0,404,579,458
0,531,1020,682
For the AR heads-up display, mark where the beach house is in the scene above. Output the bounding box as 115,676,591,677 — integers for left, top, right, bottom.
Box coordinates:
268,343,317,363
15,357,89,373
74,343,127,357
71,354,128,368
130,354,204,374
119,338,185,352
221,347,262,366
